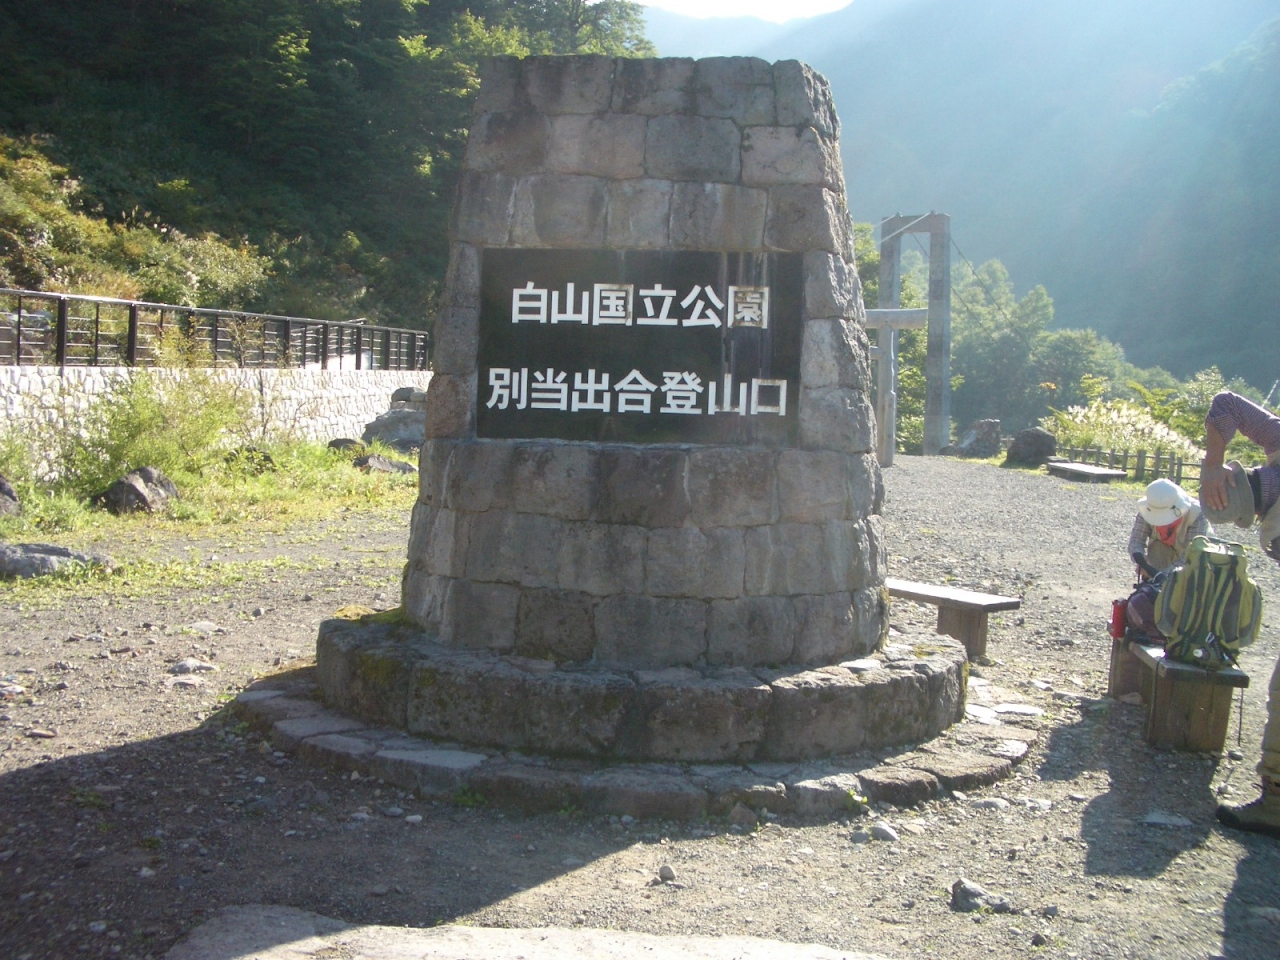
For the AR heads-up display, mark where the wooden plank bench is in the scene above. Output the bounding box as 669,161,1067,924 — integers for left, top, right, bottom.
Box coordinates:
1046,461,1128,483
1108,635,1249,753
885,577,1022,660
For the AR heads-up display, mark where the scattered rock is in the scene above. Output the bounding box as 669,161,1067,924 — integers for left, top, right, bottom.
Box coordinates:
169,658,219,674
658,864,676,882
328,438,366,454
186,621,223,635
26,728,57,738
971,798,1011,812
870,822,900,842
727,802,757,827
94,466,178,515
942,419,1002,459
0,543,112,579
0,474,19,516
361,408,425,453
353,454,416,475
950,878,1013,914
1143,809,1193,828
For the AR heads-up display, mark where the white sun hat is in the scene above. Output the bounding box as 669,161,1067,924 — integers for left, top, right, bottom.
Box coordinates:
1138,478,1196,527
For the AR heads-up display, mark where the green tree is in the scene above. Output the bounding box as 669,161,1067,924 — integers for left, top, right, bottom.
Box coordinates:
517,1,657,55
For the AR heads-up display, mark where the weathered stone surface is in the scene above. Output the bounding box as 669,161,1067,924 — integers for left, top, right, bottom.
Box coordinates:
857,766,940,807
789,773,863,816
776,449,849,522
272,713,368,753
792,593,857,665
798,387,875,454
400,569,449,630
511,443,598,519
315,620,421,728
687,448,776,526
423,374,474,440
612,57,695,115
467,762,586,813
645,526,745,599
594,595,707,668
0,542,111,579
515,588,596,663
408,653,634,755
943,419,1002,459
802,252,860,322
774,60,840,138
596,447,689,526
443,441,514,512
466,112,551,175
511,175,608,247
417,440,456,508
430,306,479,377
452,171,515,245
582,768,708,820
645,115,741,182
474,56,522,114
235,693,322,725
761,668,868,759
669,182,768,250
442,242,481,312
707,776,791,815
847,453,882,519
742,126,840,188
851,584,889,654
546,114,646,178
905,749,1013,791
707,596,798,666
863,516,886,586
801,318,870,389
765,185,846,254
367,747,488,797
361,409,425,452
558,522,646,596
523,55,615,114
464,511,562,588
617,669,771,762
743,521,865,596
694,57,775,125
95,466,178,515
439,579,520,651
606,179,672,249
296,733,378,771
408,507,470,579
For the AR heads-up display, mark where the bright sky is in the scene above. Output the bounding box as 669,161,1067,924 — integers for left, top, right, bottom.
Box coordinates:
637,0,851,24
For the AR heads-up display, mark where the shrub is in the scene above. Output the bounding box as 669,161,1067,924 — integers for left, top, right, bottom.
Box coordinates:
1041,399,1204,459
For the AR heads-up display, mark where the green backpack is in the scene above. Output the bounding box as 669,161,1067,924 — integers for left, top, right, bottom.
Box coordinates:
1154,535,1262,669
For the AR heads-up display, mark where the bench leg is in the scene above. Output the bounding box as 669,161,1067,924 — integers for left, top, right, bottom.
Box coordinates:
1145,667,1235,753
1108,636,1144,700
936,608,988,660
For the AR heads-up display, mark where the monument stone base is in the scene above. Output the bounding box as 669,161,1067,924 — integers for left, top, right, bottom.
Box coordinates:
315,615,967,763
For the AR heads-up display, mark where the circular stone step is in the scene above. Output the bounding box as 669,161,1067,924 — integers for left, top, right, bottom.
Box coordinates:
316,616,967,763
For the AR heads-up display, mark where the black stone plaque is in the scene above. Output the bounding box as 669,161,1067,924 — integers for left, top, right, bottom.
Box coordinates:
477,250,802,445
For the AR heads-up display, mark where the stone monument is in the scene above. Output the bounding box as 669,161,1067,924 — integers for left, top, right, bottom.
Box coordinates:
318,55,966,765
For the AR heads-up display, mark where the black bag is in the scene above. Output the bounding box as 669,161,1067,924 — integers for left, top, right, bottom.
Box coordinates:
1125,572,1166,643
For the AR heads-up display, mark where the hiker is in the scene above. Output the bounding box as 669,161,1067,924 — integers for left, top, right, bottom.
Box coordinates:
1200,390,1280,839
1127,478,1209,579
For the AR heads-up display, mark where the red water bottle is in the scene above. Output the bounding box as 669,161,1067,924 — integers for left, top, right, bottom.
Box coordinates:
1109,598,1128,639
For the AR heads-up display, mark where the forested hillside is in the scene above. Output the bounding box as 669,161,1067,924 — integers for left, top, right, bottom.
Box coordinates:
0,0,651,325
650,0,1280,391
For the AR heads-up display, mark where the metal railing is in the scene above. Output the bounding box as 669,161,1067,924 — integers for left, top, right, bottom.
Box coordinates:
0,288,430,371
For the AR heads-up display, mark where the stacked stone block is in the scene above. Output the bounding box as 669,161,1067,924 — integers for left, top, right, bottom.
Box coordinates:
404,55,885,671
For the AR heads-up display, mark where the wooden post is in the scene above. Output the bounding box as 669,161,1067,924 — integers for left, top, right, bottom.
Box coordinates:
1136,450,1147,482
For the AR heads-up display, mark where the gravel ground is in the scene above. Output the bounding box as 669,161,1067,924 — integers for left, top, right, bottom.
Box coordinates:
1,455,1279,960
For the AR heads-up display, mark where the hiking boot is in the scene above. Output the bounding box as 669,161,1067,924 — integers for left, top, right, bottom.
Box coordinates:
1216,779,1280,839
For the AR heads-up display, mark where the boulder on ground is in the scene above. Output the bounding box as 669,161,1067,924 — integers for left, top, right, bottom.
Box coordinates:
328,438,366,455
1004,427,1057,467
0,542,112,579
0,475,19,516
354,454,417,475
942,420,1002,459
390,386,428,404
94,466,179,515
361,408,425,453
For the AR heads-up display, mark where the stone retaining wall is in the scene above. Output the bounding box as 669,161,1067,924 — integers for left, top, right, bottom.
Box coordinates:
0,365,433,450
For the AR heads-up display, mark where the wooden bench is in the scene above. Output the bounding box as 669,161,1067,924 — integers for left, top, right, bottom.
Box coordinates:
1046,461,1128,483
1108,636,1249,752
885,577,1022,660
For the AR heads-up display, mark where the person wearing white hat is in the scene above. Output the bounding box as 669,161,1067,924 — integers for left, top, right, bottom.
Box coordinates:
1202,390,1280,839
1126,477,1209,580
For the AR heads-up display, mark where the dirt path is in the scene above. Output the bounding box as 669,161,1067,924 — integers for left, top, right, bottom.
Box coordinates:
1,456,1278,960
